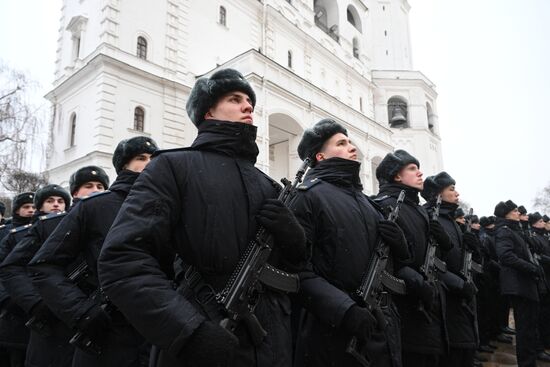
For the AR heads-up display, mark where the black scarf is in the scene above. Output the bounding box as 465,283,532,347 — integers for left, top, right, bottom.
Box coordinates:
110,170,140,195
439,201,459,217
191,119,259,163
379,182,420,206
496,217,521,231
306,158,362,190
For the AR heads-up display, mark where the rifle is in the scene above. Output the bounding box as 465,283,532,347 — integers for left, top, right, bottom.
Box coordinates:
26,260,92,336
460,208,483,283
216,158,310,346
345,190,407,367
417,195,447,322
526,223,549,292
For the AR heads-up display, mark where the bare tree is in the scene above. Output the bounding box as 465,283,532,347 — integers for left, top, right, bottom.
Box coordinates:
2,168,48,194
458,199,472,214
533,182,550,214
0,61,45,183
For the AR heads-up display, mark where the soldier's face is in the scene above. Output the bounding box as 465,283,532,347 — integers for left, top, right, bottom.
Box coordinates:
74,181,106,198
532,219,545,229
205,91,254,124
441,185,459,204
315,133,357,162
471,222,481,230
124,153,152,173
545,222,550,231
505,208,520,222
16,203,35,218
395,164,423,190
41,196,66,213
519,214,528,222
455,216,465,225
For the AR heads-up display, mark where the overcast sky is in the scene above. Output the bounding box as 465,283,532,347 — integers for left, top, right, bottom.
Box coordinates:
1,0,549,215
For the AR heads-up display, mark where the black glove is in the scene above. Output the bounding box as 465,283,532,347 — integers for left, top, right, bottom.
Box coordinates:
462,232,480,251
341,305,380,341
417,281,437,311
459,281,477,301
77,305,111,340
257,199,306,260
378,220,409,260
179,321,239,367
429,220,452,250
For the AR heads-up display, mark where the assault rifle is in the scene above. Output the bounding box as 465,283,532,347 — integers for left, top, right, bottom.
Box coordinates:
459,208,483,282
419,195,447,283
346,190,407,367
216,158,310,346
26,259,92,336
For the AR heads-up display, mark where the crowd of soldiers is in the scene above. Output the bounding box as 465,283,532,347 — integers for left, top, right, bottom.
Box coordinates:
0,68,548,367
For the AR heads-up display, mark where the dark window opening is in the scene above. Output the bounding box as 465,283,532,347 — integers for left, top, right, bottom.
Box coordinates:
137,36,147,59
134,107,145,132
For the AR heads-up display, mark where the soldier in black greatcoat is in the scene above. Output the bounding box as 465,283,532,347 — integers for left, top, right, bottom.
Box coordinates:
97,69,306,367
289,119,410,367
28,137,157,367
0,167,109,367
375,150,452,367
494,200,540,367
421,172,478,367
0,192,36,367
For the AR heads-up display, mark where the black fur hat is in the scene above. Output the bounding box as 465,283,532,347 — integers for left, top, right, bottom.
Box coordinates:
34,184,71,211
0,201,5,216
69,166,110,195
528,212,543,225
12,192,35,214
421,171,456,202
494,200,517,218
454,207,465,219
518,205,527,215
466,214,479,224
186,68,256,126
480,216,496,227
112,136,158,174
543,215,550,223
297,119,348,167
376,149,420,185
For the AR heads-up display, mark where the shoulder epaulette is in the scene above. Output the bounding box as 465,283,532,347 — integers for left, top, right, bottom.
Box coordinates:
297,177,322,191
152,147,194,157
10,223,33,234
79,190,111,201
39,211,68,221
374,195,390,202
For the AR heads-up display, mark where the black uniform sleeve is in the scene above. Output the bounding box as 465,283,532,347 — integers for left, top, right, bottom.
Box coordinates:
290,194,355,328
0,225,43,313
0,234,14,305
98,154,206,358
28,203,97,328
496,230,537,275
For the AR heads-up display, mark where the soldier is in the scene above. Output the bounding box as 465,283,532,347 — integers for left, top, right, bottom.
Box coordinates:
375,150,452,367
527,212,550,360
0,202,9,244
97,68,306,367
289,119,410,367
421,172,478,367
453,208,466,226
544,215,550,237
28,136,157,367
494,200,540,367
0,167,109,367
0,192,36,367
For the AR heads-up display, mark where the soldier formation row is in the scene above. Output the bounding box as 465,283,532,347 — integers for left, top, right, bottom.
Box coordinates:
0,68,549,367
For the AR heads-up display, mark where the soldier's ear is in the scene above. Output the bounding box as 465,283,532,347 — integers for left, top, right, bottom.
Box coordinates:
315,152,324,162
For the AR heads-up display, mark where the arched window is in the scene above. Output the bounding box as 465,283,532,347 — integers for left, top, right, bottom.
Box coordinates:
134,107,145,132
347,5,362,33
69,113,77,147
426,102,435,133
314,0,339,42
352,37,359,58
219,6,227,26
287,50,293,69
137,36,147,59
387,96,409,128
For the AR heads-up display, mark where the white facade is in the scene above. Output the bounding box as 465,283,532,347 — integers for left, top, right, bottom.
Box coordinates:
46,0,443,194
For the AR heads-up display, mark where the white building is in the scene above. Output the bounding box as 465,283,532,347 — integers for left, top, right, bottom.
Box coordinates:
45,0,443,194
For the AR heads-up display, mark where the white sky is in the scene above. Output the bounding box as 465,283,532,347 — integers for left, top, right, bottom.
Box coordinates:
1,0,549,215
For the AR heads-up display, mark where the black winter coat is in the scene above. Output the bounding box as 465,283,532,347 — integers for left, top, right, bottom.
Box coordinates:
28,170,147,367
290,159,408,367
376,183,448,355
495,219,539,302
0,214,33,348
427,202,478,349
97,121,302,367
